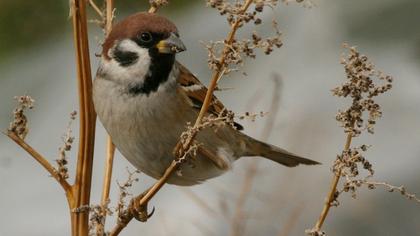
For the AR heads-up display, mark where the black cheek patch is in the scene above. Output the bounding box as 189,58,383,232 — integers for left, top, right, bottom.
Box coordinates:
113,47,139,67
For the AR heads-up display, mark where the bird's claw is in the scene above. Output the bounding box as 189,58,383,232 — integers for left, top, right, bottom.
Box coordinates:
130,192,155,222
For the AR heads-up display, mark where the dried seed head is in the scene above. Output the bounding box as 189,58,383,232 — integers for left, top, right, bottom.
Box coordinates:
149,0,169,8
55,111,77,180
8,95,35,140
333,44,393,136
205,1,283,74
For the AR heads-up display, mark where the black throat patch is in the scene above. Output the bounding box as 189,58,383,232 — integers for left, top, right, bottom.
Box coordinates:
127,48,175,96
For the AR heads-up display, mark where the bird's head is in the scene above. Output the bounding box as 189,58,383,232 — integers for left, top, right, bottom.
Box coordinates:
99,12,186,95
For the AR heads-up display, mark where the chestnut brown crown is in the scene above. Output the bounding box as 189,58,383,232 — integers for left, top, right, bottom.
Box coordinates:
102,12,178,59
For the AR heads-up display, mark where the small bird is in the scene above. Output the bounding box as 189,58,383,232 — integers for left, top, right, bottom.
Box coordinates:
93,12,319,186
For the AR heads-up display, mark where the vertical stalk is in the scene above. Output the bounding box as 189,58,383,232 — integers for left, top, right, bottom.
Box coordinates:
97,136,115,234
313,130,353,231
97,1,115,234
70,0,96,235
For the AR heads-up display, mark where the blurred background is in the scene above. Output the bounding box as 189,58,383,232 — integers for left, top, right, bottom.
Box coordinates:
1,0,419,235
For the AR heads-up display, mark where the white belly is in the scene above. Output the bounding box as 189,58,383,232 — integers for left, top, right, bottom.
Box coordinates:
93,77,230,185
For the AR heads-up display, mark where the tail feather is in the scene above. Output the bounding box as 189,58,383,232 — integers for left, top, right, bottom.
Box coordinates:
245,138,320,167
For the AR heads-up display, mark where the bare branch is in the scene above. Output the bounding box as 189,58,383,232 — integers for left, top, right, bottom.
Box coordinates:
6,132,72,193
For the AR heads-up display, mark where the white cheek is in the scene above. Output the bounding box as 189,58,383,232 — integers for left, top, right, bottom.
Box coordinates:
100,39,151,85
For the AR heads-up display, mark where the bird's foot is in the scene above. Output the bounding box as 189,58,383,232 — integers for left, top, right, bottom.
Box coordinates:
129,189,155,222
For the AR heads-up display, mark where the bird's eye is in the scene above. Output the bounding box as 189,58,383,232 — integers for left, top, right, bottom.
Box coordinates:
139,32,152,43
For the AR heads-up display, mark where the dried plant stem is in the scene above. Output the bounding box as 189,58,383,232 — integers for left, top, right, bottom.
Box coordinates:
6,132,72,194
109,224,124,236
148,6,158,13
105,0,114,35
88,0,104,18
70,0,96,235
96,136,115,234
314,130,353,231
106,3,169,235
109,161,178,235
7,1,94,235
109,2,254,235
192,0,253,128
142,0,253,210
172,0,253,154
95,1,115,234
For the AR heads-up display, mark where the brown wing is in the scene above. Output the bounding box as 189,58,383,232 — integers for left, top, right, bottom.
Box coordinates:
176,62,243,130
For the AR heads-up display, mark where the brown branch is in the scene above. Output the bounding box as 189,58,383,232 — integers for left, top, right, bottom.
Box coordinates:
105,0,114,35
70,0,96,235
95,1,115,235
88,0,104,18
190,0,253,129
148,6,158,13
6,132,72,194
137,0,254,210
107,2,169,235
110,3,256,235
313,127,353,232
96,136,115,235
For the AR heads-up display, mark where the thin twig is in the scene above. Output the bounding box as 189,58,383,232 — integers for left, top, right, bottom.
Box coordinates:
364,181,420,203
137,0,254,212
148,6,158,13
313,131,353,231
108,2,169,235
105,0,114,35
88,0,104,18
97,137,115,234
5,132,72,194
96,0,115,234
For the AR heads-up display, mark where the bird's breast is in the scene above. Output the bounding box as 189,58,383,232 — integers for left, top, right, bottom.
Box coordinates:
93,75,194,178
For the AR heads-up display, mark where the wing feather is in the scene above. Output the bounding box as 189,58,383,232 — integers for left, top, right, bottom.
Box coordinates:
176,62,243,130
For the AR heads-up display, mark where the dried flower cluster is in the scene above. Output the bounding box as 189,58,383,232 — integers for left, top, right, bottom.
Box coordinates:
88,202,112,236
326,44,397,210
308,44,419,236
207,0,270,24
205,0,283,73
175,109,236,174
55,111,77,180
149,0,169,8
332,145,373,201
306,229,325,236
116,169,140,224
332,44,393,136
8,95,35,140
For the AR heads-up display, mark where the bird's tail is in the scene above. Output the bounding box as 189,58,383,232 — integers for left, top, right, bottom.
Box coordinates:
243,135,320,167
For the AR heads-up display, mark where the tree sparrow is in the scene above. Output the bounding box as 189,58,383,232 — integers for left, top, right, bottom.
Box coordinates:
93,12,319,186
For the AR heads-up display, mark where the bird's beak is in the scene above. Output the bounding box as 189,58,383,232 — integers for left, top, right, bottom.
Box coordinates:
156,33,186,54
